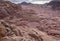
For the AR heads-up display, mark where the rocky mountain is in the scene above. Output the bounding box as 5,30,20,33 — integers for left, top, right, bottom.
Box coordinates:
0,1,22,19
0,1,60,41
47,1,60,10
20,1,32,5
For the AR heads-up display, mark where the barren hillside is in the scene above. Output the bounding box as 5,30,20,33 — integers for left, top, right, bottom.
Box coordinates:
0,1,60,41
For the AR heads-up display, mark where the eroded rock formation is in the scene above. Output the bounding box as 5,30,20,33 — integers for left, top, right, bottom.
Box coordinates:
0,1,60,41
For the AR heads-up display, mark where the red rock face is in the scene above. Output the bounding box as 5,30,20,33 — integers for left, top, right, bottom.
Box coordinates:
0,1,22,19
0,1,60,41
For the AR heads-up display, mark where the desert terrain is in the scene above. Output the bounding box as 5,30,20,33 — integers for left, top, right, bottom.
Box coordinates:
0,1,60,41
